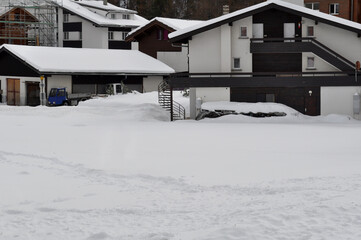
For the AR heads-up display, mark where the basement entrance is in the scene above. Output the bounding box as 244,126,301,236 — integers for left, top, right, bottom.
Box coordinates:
26,82,40,106
7,78,20,106
230,87,320,116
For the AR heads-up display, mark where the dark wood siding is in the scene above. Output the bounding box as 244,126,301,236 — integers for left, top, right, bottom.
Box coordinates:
63,41,82,48
253,53,302,72
135,26,181,58
108,41,131,50
230,87,320,116
63,22,82,32
0,50,39,77
253,9,302,72
253,8,302,38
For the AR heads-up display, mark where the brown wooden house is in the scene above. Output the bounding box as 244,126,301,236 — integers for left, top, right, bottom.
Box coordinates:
0,7,39,45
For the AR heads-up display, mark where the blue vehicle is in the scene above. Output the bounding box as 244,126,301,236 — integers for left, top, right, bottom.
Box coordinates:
48,88,91,106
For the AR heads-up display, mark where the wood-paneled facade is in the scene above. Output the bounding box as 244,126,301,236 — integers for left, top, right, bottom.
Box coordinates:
126,20,181,58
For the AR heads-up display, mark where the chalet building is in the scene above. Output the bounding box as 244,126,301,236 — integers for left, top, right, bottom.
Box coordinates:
0,7,38,45
304,0,361,23
53,0,148,49
0,44,174,106
168,0,361,119
126,17,203,72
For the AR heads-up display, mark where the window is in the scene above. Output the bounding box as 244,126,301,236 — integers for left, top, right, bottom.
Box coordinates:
307,26,314,37
240,27,247,38
63,13,69,22
163,30,169,40
79,32,82,40
122,32,128,40
305,2,320,10
122,14,130,19
329,3,339,15
64,32,69,40
110,13,116,19
58,89,65,97
233,58,241,69
157,29,163,40
108,31,114,40
307,57,315,69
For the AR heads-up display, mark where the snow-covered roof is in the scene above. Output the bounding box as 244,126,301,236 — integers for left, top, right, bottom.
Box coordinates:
76,0,136,14
52,0,148,28
169,0,361,41
127,17,203,39
0,44,175,75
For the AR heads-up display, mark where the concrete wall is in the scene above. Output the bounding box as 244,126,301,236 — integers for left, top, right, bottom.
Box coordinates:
321,86,361,117
157,47,188,72
142,76,163,93
0,76,40,105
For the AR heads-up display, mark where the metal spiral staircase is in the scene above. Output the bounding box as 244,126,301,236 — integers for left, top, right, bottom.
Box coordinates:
158,81,186,121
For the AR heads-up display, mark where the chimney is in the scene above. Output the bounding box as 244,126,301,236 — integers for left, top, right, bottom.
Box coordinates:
103,0,107,5
223,5,230,15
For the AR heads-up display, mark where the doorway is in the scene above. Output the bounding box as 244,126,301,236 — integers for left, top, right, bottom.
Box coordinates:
252,23,264,42
7,78,20,106
26,82,40,106
284,23,295,42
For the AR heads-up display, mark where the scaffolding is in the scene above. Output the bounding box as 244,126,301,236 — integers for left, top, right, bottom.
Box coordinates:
0,0,60,46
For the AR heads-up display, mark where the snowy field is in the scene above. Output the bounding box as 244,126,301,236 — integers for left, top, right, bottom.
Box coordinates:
1,92,361,240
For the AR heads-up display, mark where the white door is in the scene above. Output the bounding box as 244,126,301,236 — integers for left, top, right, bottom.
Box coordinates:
252,23,264,42
284,23,295,42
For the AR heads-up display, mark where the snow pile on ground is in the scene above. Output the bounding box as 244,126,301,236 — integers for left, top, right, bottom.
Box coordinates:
1,92,361,240
201,101,357,124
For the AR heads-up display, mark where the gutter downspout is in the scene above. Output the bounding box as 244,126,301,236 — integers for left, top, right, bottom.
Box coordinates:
351,0,354,21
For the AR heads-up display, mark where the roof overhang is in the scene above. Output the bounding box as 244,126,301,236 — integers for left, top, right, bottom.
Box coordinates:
126,19,176,42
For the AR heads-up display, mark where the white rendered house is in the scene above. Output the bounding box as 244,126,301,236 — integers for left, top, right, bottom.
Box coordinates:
168,0,361,119
53,0,148,49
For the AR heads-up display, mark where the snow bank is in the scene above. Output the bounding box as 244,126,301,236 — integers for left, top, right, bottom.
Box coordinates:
201,101,357,124
1,92,361,240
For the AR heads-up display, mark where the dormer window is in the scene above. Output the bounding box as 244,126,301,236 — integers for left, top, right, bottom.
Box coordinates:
110,13,116,19
122,14,130,19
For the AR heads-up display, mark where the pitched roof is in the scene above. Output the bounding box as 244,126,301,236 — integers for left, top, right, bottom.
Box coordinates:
127,17,203,41
52,0,148,28
169,0,361,42
0,44,175,75
76,0,136,14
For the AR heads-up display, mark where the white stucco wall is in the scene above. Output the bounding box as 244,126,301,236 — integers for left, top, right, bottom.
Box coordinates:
142,76,163,93
157,47,188,72
0,76,40,105
189,27,222,73
231,16,253,72
82,20,108,49
302,52,339,72
302,18,361,64
321,86,361,117
47,75,72,96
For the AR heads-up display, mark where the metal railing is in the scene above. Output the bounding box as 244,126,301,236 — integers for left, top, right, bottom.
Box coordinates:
158,81,186,121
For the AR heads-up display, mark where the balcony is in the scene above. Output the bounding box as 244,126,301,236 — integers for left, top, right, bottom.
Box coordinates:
250,38,355,72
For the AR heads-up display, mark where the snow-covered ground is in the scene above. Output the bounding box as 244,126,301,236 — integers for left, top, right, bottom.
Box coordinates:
1,92,361,240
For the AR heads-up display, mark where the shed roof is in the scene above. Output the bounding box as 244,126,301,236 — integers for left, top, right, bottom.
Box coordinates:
169,0,361,42
0,44,175,75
